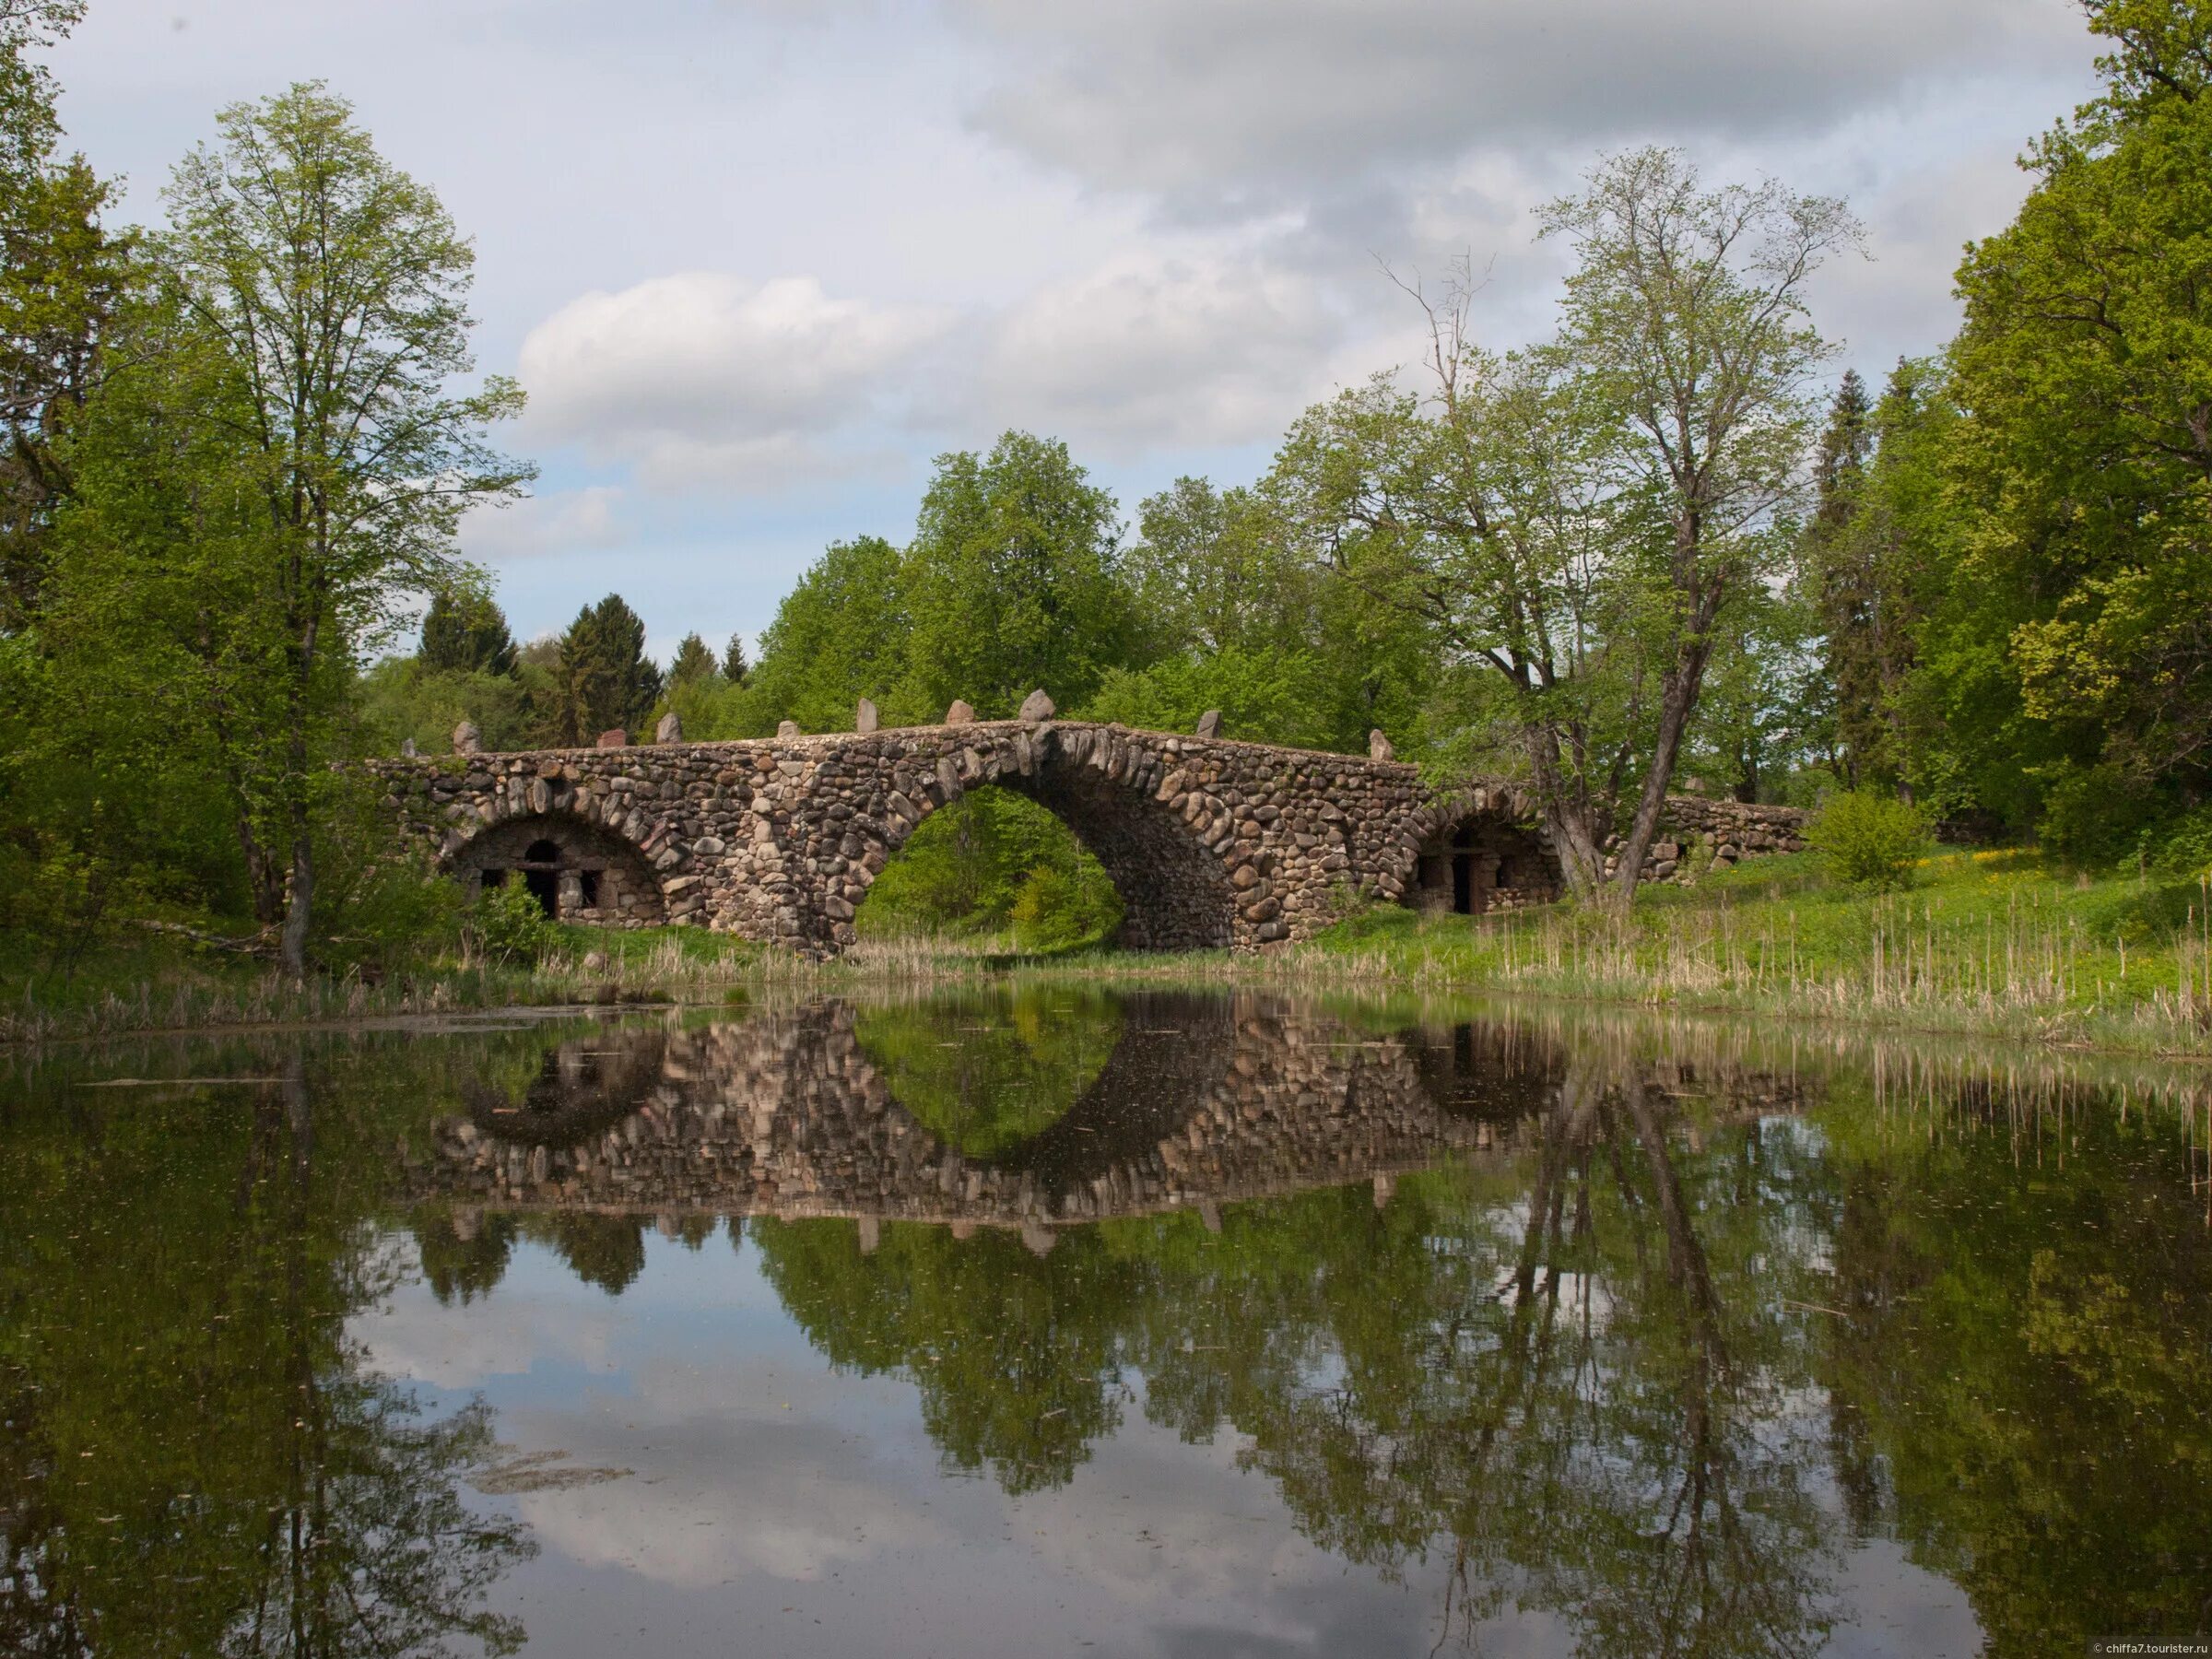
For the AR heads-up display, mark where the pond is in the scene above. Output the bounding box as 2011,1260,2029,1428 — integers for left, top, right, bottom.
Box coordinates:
1,989,2206,1656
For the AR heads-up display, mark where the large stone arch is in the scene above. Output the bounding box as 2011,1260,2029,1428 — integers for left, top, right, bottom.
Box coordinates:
801,724,1245,954
1389,784,1562,916
447,810,668,924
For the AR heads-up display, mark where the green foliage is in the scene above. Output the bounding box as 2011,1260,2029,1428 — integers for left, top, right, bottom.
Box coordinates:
737,535,909,734
1805,790,1930,890
666,630,716,686
855,785,1123,946
554,593,661,742
901,431,1133,718
1938,2,2212,836
354,651,558,755
853,987,1123,1157
467,878,557,965
419,588,516,676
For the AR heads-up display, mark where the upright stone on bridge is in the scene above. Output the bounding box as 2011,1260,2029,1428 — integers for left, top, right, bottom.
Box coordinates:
855,697,879,735
1369,728,1395,762
1018,688,1054,723
655,711,683,744
1195,709,1221,739
597,727,628,748
452,721,481,757
944,700,975,726
401,736,418,758
777,720,801,738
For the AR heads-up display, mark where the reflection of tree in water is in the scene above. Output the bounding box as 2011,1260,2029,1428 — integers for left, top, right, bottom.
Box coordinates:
1817,1076,2212,1656
755,1217,1129,1494
0,1043,535,1657
853,987,1124,1160
752,1041,1845,1656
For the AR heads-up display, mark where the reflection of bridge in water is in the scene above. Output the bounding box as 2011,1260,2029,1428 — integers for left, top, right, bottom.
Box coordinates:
409,995,1570,1241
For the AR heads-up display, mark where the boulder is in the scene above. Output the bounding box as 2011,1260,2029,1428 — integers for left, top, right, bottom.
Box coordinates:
452,721,481,756
596,727,628,748
1018,688,1054,723
655,711,683,744
944,700,975,726
777,720,801,738
855,697,879,735
1368,729,1395,762
1195,708,1221,739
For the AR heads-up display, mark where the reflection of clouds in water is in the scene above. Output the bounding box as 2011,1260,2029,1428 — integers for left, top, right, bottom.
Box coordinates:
514,1430,947,1587
353,1238,629,1389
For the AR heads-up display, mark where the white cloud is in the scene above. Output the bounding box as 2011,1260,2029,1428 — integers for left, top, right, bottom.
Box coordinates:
462,485,626,562
944,0,2089,207
516,274,949,490
956,250,1353,453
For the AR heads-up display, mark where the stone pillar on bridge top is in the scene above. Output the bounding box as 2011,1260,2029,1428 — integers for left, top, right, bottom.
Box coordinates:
452,720,481,756
944,700,974,725
1195,709,1221,738
655,711,683,744
855,697,879,735
1018,688,1054,723
1369,729,1395,761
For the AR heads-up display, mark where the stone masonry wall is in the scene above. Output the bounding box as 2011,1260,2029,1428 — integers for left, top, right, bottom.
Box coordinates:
368,719,1808,956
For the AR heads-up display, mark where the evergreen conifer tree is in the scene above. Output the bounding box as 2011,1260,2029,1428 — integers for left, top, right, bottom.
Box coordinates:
557,594,661,742
419,590,516,676
722,632,749,686
667,631,718,686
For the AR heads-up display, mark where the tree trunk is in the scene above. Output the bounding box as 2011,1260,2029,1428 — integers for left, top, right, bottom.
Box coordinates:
1523,719,1608,894
1607,650,1709,912
276,688,315,980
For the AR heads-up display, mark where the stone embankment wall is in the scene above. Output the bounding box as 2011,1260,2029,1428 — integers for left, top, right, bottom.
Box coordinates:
368,716,1808,955
1616,797,1810,884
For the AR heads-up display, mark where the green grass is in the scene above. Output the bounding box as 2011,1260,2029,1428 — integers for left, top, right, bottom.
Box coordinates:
1244,848,2212,1054
17,849,2212,1056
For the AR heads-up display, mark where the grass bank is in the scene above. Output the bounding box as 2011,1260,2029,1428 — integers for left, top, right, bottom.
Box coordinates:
14,849,2212,1056
1035,848,2212,1057
0,923,790,1045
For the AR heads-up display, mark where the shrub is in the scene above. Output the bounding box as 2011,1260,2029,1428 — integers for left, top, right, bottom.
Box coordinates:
466,880,558,965
1806,791,1930,891
1007,863,1122,951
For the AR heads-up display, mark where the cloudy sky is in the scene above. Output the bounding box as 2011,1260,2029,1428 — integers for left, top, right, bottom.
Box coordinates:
50,0,2103,661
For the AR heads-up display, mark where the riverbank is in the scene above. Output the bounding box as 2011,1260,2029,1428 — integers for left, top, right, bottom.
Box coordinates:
11,849,2212,1054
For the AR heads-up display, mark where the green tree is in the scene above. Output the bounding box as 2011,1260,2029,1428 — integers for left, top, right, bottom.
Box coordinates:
0,5,130,630
418,587,516,676
722,630,749,684
741,535,909,733
901,432,1132,718
667,629,717,687
153,82,529,973
1943,0,2212,853
556,593,660,743
1542,148,1857,903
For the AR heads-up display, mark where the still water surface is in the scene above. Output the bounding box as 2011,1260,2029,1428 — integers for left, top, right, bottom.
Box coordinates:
2,989,2207,1656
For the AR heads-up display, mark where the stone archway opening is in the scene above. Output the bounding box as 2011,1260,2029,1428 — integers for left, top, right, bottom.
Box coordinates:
852,783,1124,950
1010,760,1240,951
1410,814,1560,916
451,811,666,925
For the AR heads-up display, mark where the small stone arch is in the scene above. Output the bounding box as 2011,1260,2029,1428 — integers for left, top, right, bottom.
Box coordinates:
1397,786,1561,916
830,726,1243,955
449,810,667,924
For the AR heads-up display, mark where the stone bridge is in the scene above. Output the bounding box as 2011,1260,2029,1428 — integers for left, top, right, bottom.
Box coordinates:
405,995,1559,1238
369,712,1806,955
